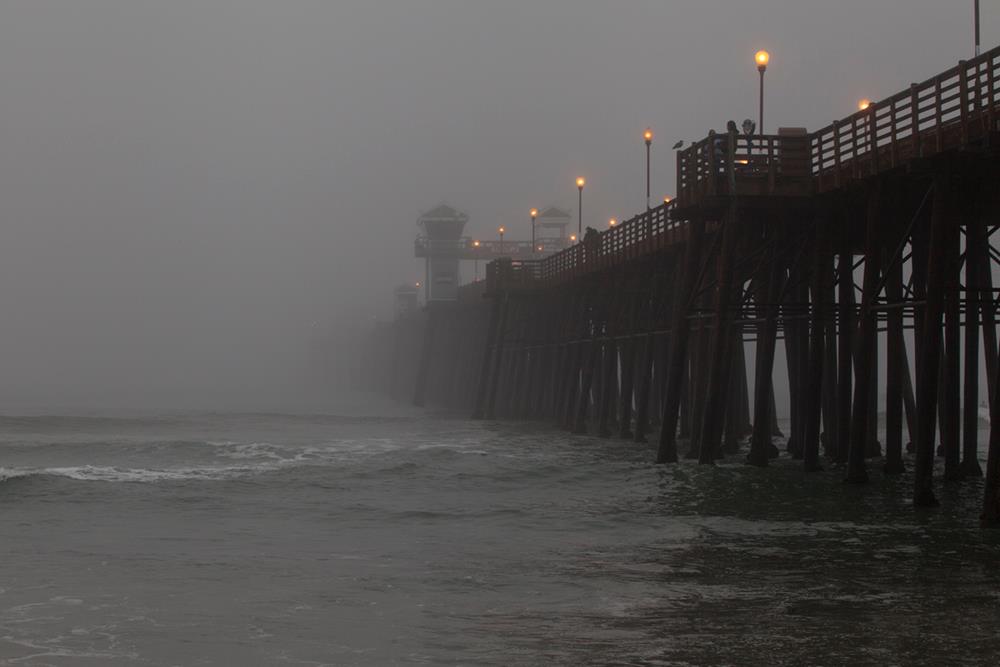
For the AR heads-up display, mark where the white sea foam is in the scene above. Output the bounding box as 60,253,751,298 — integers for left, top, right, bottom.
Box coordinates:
0,462,296,483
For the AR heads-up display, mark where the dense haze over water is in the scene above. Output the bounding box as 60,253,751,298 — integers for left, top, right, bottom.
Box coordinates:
2,3,1000,665
0,0,994,409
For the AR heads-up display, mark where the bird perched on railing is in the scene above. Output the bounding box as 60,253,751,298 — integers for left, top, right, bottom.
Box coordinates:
671,140,684,150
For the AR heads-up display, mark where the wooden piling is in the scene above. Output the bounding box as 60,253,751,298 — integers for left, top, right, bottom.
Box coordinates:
884,233,906,474
657,219,707,463
914,173,950,507
748,246,782,467
803,226,828,472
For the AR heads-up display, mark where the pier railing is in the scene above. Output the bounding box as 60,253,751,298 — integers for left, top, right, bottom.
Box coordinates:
813,46,1000,190
486,43,1000,290
487,200,686,292
416,237,550,259
485,257,542,294
538,200,685,283
677,133,812,205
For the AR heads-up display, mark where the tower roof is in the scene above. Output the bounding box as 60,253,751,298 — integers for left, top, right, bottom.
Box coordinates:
537,206,571,219
418,204,468,226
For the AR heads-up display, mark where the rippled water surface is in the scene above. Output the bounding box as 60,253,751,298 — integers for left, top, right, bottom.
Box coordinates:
1,402,999,665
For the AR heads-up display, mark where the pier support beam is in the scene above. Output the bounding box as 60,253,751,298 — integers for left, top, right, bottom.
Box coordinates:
847,188,882,484
942,209,963,481
698,205,741,464
884,234,906,474
836,222,855,466
657,220,707,463
963,213,988,477
472,297,503,419
748,245,782,467
597,339,617,437
804,226,829,472
914,173,951,508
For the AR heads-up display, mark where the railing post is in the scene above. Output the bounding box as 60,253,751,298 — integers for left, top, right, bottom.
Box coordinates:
910,83,922,158
870,102,880,174
853,116,862,179
833,120,842,187
677,149,684,203
934,75,943,152
767,136,776,192
889,97,898,167
959,60,970,145
988,53,996,131
975,58,985,133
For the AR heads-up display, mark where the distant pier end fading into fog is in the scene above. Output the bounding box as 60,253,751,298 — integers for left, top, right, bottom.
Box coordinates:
363,45,1000,525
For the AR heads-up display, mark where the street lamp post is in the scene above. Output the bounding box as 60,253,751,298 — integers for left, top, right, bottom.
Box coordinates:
473,240,481,281
755,50,770,135
498,226,505,255
976,0,981,56
576,177,585,237
530,208,538,254
644,128,653,211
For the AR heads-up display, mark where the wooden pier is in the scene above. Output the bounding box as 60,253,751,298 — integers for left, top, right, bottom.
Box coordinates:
363,45,1000,524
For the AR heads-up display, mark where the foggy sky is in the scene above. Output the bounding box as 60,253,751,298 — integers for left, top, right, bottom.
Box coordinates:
0,1,990,410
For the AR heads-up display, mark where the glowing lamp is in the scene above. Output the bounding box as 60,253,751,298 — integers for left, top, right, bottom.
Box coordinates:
755,50,770,70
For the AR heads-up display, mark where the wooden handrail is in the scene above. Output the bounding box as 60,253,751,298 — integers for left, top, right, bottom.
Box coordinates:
489,43,1000,289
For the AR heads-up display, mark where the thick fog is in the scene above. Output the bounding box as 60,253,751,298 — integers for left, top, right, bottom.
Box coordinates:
0,1,990,410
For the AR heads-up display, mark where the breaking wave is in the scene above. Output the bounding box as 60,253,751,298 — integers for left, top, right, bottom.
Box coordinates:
0,462,298,484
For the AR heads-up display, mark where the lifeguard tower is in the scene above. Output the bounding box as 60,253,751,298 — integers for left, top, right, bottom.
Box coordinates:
416,204,468,301
534,206,572,251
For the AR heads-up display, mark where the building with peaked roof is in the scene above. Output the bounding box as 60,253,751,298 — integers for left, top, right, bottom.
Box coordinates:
535,206,572,243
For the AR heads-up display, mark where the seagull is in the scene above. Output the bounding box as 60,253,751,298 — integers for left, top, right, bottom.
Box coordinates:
671,140,684,150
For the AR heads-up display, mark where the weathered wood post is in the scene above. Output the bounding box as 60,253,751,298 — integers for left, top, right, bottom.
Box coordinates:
748,248,782,467
962,213,987,477
884,231,906,474
914,172,951,507
836,216,855,466
847,186,882,483
632,330,655,442
472,296,503,419
804,224,828,472
821,252,840,458
942,205,963,481
597,338,618,437
786,261,810,460
656,218,707,463
962,244,983,477
698,202,741,463
618,300,638,439
633,270,661,443
484,295,510,420
573,336,601,434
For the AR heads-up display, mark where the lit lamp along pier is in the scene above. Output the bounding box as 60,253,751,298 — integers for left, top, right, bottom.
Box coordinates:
363,45,1000,524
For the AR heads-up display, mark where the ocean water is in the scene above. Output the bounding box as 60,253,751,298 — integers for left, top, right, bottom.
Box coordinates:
1,401,999,666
